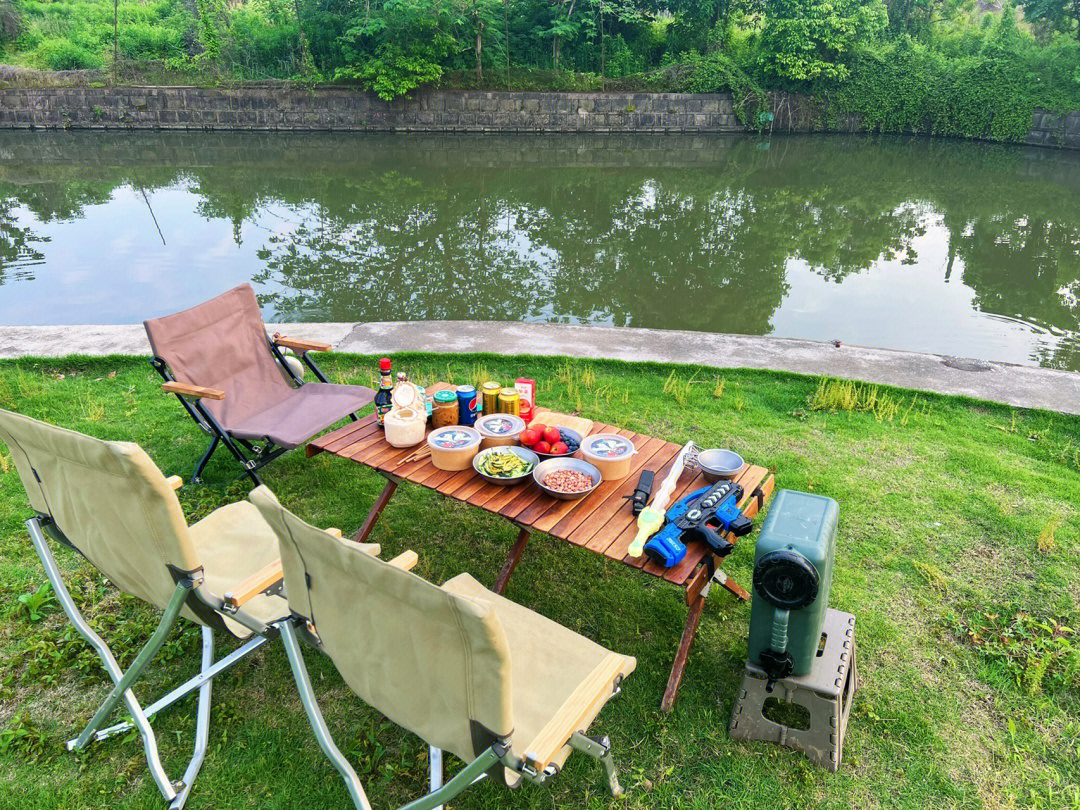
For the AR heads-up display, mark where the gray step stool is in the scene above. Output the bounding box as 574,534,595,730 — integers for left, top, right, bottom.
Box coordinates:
729,608,858,772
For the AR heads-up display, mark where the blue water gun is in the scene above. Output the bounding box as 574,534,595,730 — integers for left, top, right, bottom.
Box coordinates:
643,480,754,568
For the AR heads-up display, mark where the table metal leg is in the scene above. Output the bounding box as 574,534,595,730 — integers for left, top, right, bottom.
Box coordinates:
661,590,707,712
354,477,398,543
493,527,531,595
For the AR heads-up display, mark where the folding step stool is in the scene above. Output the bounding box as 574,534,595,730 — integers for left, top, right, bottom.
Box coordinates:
729,608,858,772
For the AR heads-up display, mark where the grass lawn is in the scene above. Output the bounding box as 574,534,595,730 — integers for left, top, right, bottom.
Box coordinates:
0,352,1078,810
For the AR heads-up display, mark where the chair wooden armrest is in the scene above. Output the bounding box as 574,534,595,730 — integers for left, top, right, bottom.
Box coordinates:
162,381,225,400
387,550,418,571
224,559,283,610
272,335,332,353
523,653,627,773
166,475,183,491
324,527,342,538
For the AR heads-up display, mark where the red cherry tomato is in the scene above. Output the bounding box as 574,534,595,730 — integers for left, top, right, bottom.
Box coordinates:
519,429,540,446
550,441,569,455
543,427,561,445
533,440,551,454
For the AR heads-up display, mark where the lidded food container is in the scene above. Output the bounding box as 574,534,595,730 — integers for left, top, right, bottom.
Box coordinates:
427,425,481,471
384,381,427,448
579,433,637,480
476,413,526,449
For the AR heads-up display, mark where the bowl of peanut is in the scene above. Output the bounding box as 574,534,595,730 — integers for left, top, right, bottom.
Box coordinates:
532,457,602,501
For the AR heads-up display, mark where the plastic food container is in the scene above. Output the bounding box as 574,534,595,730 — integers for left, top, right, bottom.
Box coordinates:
476,413,526,449
580,433,637,481
427,426,481,471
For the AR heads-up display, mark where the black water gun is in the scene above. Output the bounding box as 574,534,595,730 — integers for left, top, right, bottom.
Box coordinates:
643,480,753,567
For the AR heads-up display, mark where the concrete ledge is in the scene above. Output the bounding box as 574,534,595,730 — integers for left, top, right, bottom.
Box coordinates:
1,320,1078,415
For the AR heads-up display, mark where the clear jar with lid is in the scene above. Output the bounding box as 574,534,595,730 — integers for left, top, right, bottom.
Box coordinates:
431,390,459,428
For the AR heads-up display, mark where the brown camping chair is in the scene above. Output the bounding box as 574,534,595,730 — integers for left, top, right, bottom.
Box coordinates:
250,485,637,810
144,283,374,486
0,409,350,808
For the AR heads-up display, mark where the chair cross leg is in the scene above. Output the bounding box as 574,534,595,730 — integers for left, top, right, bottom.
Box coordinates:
70,579,192,752
170,625,214,810
27,518,179,804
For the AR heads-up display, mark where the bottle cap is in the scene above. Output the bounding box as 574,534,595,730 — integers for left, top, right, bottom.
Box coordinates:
379,357,392,372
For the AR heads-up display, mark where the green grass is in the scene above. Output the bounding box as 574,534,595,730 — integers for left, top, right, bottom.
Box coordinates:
1,353,1079,809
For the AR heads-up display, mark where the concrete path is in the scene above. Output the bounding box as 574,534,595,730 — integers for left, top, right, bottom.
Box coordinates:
1,320,1078,415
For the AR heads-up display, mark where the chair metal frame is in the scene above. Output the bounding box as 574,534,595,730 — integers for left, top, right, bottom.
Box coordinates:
275,617,624,810
151,336,358,487
26,515,277,809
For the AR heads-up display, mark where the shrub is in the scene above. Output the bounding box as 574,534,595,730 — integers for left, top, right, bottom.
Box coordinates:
37,37,102,70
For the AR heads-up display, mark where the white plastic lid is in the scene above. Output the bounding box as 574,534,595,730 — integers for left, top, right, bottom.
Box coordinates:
427,425,481,451
581,433,636,460
476,413,525,437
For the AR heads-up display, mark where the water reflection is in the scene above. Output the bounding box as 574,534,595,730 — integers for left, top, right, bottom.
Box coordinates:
1,131,1079,369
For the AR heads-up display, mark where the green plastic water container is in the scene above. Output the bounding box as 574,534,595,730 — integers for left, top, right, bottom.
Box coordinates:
747,489,839,680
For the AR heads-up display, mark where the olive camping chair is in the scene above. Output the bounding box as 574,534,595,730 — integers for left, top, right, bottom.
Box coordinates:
144,283,375,487
249,485,637,810
0,409,330,808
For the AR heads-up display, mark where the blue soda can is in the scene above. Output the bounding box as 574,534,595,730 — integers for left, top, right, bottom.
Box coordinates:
456,385,478,426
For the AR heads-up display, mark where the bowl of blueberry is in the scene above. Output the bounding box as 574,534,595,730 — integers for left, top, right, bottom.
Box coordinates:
518,421,582,459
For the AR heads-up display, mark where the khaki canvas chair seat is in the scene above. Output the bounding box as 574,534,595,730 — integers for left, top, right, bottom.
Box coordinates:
0,409,310,809
144,283,374,486
250,486,636,810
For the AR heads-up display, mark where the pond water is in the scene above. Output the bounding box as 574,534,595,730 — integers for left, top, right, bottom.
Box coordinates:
2,130,1080,370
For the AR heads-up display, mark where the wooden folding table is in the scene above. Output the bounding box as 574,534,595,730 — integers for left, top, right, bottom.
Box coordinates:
308,384,775,711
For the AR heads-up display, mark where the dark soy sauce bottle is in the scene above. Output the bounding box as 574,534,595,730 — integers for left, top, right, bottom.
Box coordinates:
374,357,393,428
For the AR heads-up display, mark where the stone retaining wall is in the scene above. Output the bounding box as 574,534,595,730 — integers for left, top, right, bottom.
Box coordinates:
0,86,742,133
1,85,1079,148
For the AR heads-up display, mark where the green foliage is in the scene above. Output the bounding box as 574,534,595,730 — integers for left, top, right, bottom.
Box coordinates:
956,608,1078,696
37,37,103,70
832,6,1080,141
0,713,47,762
758,0,887,84
682,49,766,126
195,0,223,61
16,582,53,622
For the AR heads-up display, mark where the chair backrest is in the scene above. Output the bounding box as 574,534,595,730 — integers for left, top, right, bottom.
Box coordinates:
248,486,514,762
143,283,291,429
0,409,201,613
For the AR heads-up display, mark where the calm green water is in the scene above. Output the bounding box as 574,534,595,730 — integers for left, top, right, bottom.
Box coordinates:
2,130,1079,369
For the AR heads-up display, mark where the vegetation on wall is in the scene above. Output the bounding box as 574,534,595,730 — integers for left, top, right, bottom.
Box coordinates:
3,0,1080,139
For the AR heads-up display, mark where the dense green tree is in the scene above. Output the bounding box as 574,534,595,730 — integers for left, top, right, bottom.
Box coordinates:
758,0,887,84
1024,0,1080,41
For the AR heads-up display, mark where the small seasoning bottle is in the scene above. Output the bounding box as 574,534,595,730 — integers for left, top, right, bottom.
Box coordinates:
432,390,459,428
